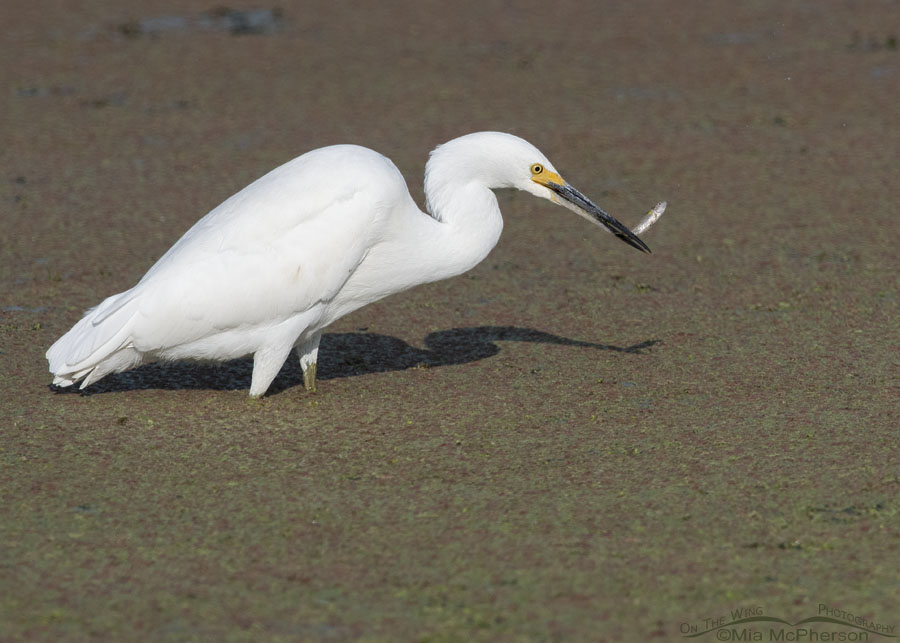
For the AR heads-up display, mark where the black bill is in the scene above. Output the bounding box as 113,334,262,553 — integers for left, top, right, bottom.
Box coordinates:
548,181,651,254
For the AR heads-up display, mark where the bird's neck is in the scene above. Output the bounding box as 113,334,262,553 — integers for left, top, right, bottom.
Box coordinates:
333,181,504,319
421,181,504,281
419,138,508,278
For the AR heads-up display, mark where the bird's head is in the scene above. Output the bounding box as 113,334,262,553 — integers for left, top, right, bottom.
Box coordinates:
427,132,650,253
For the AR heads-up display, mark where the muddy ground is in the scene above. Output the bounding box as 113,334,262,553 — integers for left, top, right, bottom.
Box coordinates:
1,1,898,641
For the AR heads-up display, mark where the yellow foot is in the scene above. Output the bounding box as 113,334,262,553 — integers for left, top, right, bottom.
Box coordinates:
302,363,317,392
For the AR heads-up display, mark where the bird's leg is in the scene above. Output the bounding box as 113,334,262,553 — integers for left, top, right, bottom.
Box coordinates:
297,330,322,393
302,362,317,392
249,343,294,397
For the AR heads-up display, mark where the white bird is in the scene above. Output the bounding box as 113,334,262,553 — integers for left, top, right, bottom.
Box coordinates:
47,131,662,396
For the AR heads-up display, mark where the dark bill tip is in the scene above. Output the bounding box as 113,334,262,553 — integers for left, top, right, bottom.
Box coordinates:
548,182,651,254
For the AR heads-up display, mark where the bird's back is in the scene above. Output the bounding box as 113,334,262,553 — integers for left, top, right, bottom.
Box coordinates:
142,145,407,283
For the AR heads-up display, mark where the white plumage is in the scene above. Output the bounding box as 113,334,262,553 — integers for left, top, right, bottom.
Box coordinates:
47,131,660,396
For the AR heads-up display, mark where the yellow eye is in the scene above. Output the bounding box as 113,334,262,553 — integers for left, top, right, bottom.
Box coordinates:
531,163,544,175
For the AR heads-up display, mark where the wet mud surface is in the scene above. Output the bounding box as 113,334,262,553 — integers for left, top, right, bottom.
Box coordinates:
2,1,898,640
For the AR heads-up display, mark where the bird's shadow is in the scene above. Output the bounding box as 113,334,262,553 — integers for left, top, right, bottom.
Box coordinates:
51,326,659,396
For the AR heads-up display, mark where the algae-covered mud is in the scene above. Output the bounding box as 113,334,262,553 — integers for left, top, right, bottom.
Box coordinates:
2,1,897,640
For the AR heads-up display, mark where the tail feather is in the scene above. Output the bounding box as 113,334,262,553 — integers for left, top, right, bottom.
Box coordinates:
47,290,143,388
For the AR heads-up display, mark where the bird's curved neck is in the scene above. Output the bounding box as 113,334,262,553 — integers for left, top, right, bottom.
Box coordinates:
336,160,507,314
420,181,504,281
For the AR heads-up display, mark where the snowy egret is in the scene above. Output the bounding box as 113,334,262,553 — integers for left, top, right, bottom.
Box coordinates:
47,132,665,396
